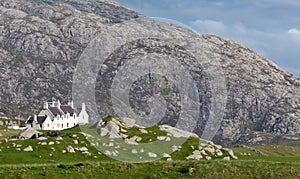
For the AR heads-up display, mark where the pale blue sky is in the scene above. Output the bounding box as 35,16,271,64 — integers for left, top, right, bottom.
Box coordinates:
114,0,300,77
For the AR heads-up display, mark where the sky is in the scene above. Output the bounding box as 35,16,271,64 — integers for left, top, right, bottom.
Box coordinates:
114,0,300,77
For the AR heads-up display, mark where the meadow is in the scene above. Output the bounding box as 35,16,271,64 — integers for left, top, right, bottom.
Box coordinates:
0,120,299,178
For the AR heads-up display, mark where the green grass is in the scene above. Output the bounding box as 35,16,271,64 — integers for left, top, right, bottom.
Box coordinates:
232,145,300,164
0,124,300,178
0,126,113,165
0,128,21,140
0,160,299,178
126,125,167,143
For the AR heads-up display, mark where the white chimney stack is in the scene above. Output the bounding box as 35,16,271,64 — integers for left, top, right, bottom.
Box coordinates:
34,115,37,123
43,102,48,109
68,101,74,108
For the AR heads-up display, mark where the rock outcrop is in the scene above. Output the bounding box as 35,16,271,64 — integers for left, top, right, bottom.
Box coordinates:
91,116,238,161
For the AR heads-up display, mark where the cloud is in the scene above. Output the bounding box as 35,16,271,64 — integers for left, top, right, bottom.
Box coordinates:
114,0,300,77
191,19,226,35
190,19,300,77
214,2,224,6
256,0,300,6
288,28,300,35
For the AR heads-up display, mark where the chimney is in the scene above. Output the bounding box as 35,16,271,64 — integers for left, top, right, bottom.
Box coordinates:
68,101,74,109
81,103,86,111
43,102,48,109
56,100,61,109
34,115,37,123
51,101,55,107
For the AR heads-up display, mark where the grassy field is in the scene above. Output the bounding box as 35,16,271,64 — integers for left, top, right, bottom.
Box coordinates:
0,118,23,140
0,160,299,178
0,124,299,178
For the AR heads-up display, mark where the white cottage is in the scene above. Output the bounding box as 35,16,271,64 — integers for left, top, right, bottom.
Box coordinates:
26,100,89,131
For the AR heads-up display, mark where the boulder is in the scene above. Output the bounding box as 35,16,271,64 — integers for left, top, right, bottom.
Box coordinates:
131,149,138,154
159,125,199,138
66,146,75,153
186,150,203,160
204,146,215,154
206,156,212,160
124,138,138,145
157,136,166,141
167,158,173,161
73,140,78,144
77,147,89,152
216,149,223,156
162,153,171,158
99,128,109,137
56,136,63,140
38,137,48,140
24,145,33,152
171,145,182,152
148,152,157,158
104,150,112,156
82,151,91,156
112,151,119,156
223,156,230,161
139,129,148,134
98,120,122,138
223,148,238,159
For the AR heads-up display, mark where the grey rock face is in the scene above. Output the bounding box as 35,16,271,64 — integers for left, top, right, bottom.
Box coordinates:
0,0,139,117
0,0,300,145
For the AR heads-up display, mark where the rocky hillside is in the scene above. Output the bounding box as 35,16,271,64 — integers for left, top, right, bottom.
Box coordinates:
0,0,139,117
85,116,238,162
0,0,300,146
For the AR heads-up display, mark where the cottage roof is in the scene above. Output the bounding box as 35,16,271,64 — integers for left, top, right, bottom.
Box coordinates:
26,116,48,124
26,117,33,124
37,116,47,124
60,105,75,115
48,107,64,116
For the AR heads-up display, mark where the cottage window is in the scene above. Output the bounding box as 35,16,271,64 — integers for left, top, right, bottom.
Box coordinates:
62,124,64,128
47,124,50,127
67,123,69,127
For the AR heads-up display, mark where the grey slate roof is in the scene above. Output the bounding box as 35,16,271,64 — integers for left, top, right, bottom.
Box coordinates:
48,107,64,116
26,116,48,124
60,105,75,116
